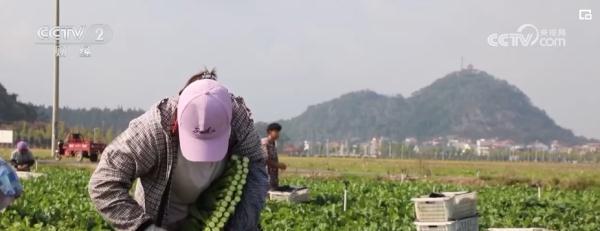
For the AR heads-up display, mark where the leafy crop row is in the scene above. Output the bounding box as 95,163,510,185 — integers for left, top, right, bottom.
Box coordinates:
1,167,599,230
0,168,110,231
261,177,600,230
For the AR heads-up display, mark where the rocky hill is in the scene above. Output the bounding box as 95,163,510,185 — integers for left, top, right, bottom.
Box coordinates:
279,69,584,144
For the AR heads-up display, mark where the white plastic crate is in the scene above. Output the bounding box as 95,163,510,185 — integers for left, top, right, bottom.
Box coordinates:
15,171,46,180
411,191,477,222
268,187,309,203
414,216,479,231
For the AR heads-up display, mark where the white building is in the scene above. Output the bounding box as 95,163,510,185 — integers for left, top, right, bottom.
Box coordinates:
527,141,549,152
447,139,472,154
476,139,491,156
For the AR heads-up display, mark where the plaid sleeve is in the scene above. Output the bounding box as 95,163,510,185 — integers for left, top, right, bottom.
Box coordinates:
260,138,269,160
230,96,265,162
88,111,160,231
226,96,269,230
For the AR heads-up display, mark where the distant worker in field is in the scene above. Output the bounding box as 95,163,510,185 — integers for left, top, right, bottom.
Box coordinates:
261,123,287,190
10,141,35,172
88,69,267,231
303,140,310,156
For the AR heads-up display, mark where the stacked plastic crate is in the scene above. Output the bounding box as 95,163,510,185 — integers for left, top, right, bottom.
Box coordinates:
411,191,479,231
267,186,310,203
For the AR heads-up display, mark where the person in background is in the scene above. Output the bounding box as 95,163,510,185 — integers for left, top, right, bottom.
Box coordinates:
88,69,268,231
261,123,287,190
10,141,35,172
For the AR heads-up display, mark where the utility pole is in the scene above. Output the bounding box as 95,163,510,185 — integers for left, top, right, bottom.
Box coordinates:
93,128,98,143
50,0,60,157
400,144,404,159
325,139,329,157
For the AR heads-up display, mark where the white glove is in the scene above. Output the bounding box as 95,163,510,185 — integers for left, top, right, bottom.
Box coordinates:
144,224,167,231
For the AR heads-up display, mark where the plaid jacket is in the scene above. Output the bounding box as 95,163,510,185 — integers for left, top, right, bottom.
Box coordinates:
260,138,279,189
88,94,268,231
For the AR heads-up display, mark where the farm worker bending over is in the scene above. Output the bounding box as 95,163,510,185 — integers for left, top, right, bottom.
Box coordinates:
261,123,286,190
10,141,35,172
88,69,268,231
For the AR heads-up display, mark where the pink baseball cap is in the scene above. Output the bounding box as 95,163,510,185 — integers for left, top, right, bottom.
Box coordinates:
177,79,233,162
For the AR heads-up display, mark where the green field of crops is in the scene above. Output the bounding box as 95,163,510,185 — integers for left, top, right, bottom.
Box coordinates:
279,156,600,187
2,166,599,230
265,177,600,230
0,168,109,231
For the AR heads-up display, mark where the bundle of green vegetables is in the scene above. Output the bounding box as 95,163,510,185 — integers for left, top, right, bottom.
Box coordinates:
182,154,249,231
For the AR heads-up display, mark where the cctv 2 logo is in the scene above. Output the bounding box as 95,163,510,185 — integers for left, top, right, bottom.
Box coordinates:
36,24,113,45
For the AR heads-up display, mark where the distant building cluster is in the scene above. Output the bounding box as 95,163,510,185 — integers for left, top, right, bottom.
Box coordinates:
413,136,600,156
282,135,600,162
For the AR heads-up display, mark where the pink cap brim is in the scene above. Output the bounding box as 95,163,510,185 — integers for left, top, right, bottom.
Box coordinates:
179,126,231,162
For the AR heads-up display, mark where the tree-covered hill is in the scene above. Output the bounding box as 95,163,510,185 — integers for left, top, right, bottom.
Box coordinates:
280,90,409,142
279,69,584,144
0,83,37,122
0,82,143,132
35,106,143,132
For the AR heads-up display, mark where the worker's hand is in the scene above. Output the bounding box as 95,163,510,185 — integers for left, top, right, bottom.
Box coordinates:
278,162,287,171
144,225,167,231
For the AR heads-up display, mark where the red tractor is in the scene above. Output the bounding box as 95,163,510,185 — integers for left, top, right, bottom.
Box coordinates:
55,133,106,162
